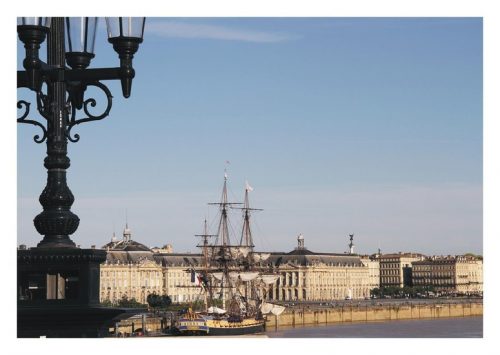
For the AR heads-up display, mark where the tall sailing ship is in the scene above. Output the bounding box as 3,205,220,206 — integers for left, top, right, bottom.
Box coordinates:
176,173,285,335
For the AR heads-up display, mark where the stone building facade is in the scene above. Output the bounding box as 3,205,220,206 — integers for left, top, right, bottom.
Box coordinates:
100,253,163,303
259,236,372,301
263,255,371,301
100,232,374,304
360,254,380,290
412,255,483,294
379,252,425,288
100,226,164,304
100,226,206,304
154,253,203,303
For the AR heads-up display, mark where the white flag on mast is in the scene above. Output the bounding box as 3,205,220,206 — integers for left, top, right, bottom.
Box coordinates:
224,161,230,179
245,181,253,192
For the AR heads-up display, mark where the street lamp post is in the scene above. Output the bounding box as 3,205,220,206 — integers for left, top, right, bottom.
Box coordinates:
18,17,145,248
17,17,146,338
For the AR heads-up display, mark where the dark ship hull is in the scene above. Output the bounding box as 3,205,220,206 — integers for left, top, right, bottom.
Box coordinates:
177,316,265,336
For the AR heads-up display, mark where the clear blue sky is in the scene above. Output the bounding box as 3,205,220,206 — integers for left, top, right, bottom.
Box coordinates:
17,18,482,255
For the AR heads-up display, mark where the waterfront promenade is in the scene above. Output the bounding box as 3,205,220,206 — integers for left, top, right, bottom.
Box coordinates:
266,299,482,328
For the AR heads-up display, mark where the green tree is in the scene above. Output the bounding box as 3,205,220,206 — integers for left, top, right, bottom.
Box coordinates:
147,293,161,308
147,293,172,309
382,286,399,296
160,295,172,308
100,299,113,307
402,286,412,296
117,296,147,308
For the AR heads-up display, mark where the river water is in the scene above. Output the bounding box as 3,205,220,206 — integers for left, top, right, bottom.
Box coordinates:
266,316,482,338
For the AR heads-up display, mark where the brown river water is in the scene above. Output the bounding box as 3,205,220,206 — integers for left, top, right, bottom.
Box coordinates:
265,316,482,338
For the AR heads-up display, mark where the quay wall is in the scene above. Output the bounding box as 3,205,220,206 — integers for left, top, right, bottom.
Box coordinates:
266,302,483,328
111,302,482,335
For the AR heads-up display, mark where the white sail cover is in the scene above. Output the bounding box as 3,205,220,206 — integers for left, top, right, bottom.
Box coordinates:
270,304,286,316
228,271,259,282
252,253,271,262
260,302,286,316
260,302,274,314
207,306,226,314
257,274,279,285
228,246,251,259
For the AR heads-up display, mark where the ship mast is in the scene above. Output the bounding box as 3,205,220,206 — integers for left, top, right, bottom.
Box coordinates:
234,182,263,314
208,171,242,309
212,172,231,247
195,219,216,311
239,182,262,251
208,172,242,251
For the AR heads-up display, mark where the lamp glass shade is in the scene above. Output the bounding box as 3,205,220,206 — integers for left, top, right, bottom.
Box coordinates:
105,17,145,39
17,17,51,28
65,17,98,54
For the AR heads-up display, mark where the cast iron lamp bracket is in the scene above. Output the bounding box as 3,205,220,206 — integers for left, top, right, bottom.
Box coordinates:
17,17,145,143
17,68,116,144
17,60,140,143
66,81,113,143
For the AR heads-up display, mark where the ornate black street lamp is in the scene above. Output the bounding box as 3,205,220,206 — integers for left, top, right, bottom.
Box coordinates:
17,16,146,338
17,17,145,248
